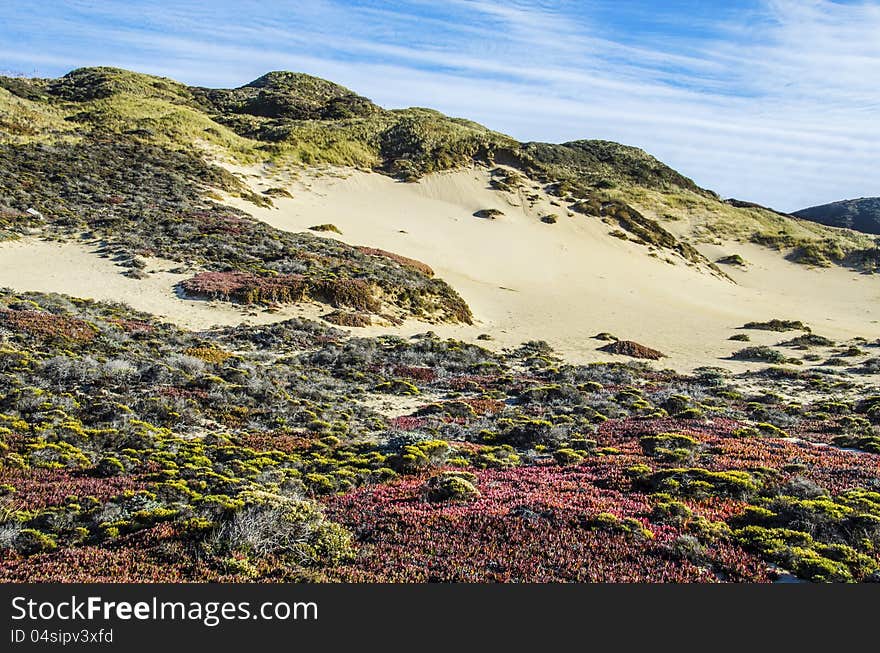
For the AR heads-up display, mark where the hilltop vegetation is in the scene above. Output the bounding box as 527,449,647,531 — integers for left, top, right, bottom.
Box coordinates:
2,66,876,273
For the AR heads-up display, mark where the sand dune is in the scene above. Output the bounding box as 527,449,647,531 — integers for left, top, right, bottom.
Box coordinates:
226,165,880,369
1,165,878,371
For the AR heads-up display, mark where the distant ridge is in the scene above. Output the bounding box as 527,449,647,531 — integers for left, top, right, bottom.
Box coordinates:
794,197,880,235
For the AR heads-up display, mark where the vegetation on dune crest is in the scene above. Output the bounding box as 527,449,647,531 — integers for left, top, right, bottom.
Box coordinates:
617,185,879,272
3,65,874,272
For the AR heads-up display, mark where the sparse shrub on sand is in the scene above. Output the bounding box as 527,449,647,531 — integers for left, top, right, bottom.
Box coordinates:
717,254,746,266
598,340,665,360
732,346,789,363
473,209,504,219
263,187,292,198
322,310,372,327
741,319,810,332
308,223,342,234
778,334,835,348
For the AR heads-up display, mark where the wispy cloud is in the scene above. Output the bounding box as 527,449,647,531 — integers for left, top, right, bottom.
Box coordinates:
1,0,877,210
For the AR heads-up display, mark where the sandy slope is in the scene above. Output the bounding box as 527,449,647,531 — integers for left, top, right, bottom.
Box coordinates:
223,165,880,369
0,238,327,330
1,165,878,371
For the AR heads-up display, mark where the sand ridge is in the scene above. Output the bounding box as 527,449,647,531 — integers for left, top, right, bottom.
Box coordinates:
223,165,880,369
1,165,878,372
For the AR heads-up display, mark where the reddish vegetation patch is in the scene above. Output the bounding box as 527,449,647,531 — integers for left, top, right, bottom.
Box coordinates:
392,365,436,382
389,416,428,430
0,524,255,583
356,247,435,277
322,310,372,327
461,397,506,415
596,415,880,495
109,318,155,334
185,210,254,236
235,432,315,454
599,340,666,359
0,308,97,343
703,435,880,495
179,271,308,305
324,461,770,582
183,272,382,312
0,468,149,510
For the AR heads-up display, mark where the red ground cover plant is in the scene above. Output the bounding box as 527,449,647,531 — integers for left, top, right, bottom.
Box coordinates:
461,397,506,415
235,432,316,454
0,524,253,583
389,416,428,430
0,468,150,510
357,247,435,277
109,318,156,333
179,271,308,305
324,460,771,583
0,309,96,342
392,365,437,382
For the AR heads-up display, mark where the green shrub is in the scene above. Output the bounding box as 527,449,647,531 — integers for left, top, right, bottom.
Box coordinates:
95,455,125,477
552,448,584,465
14,528,57,555
732,346,789,364
424,473,480,502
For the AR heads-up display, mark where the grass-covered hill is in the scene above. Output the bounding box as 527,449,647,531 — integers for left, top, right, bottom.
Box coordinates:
2,66,877,278
794,198,880,236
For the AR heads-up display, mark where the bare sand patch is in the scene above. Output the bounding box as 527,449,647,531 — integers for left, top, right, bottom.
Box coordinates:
221,166,880,370
2,165,877,372
0,238,327,330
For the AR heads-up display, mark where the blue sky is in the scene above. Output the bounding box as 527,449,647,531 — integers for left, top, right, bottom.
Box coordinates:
1,0,878,211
